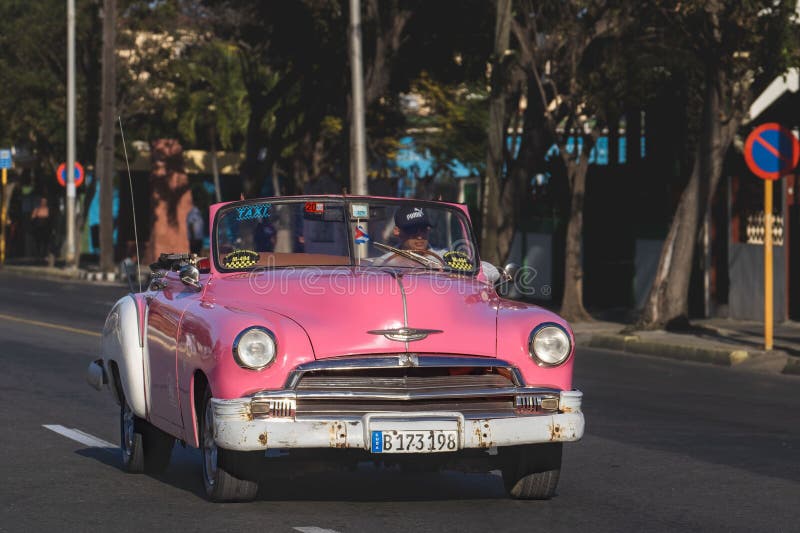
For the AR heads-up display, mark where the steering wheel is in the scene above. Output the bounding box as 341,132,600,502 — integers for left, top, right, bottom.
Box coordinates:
381,248,444,268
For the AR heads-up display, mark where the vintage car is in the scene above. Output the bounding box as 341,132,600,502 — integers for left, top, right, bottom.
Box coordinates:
87,195,584,501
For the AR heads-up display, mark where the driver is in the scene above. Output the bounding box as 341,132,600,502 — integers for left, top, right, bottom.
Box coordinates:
370,206,447,267
393,206,434,251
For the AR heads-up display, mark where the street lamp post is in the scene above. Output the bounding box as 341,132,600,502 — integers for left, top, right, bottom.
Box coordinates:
65,0,77,268
349,0,367,196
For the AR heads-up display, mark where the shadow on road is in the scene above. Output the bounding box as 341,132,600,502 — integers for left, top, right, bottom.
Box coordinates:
75,444,510,502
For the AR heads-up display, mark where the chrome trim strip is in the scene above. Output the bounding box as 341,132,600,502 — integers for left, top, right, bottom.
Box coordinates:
254,386,559,402
284,354,526,388
396,274,409,352
293,411,523,422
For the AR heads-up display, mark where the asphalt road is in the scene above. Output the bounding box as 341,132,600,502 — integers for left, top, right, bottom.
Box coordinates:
1,271,798,532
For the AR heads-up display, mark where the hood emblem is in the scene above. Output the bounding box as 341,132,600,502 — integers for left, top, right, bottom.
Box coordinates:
367,327,443,342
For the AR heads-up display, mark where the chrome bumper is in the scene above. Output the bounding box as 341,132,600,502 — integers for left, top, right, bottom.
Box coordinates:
211,390,584,452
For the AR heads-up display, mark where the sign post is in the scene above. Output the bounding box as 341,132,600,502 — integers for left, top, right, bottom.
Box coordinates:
743,123,800,350
764,179,773,350
0,148,11,266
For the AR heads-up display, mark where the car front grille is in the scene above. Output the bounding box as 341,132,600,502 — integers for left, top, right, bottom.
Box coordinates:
295,398,515,418
248,355,561,420
295,373,515,392
286,355,521,419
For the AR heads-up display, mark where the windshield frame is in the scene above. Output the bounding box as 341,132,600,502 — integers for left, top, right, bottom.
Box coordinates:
211,196,480,275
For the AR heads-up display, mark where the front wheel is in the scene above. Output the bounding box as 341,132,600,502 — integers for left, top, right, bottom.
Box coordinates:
501,443,562,500
201,389,259,502
120,400,174,474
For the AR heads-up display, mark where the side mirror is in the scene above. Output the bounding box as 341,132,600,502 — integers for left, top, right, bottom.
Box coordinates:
496,263,520,297
480,261,501,284
179,264,201,290
502,262,520,283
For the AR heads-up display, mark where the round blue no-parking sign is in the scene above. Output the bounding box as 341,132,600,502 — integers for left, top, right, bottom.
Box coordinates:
744,123,799,180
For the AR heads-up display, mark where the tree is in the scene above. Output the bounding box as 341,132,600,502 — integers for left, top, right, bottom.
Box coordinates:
408,73,488,180
481,0,512,268
174,39,249,202
510,0,632,321
0,0,103,258
637,0,800,330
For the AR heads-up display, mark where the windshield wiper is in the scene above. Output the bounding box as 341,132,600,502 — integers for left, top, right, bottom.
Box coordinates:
372,241,442,269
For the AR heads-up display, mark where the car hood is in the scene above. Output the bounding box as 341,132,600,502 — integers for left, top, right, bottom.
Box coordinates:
210,268,499,358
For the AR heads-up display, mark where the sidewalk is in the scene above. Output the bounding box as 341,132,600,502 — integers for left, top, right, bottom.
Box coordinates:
572,316,800,376
0,258,138,286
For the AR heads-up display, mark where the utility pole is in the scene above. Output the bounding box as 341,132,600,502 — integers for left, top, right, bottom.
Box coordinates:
349,0,367,195
65,0,77,268
99,0,117,273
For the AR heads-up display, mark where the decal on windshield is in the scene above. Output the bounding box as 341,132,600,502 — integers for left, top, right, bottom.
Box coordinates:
236,203,271,221
305,202,325,214
351,203,368,219
354,225,370,244
223,250,259,269
443,251,472,271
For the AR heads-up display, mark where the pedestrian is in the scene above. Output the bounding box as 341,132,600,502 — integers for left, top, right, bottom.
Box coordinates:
30,197,50,259
187,204,204,255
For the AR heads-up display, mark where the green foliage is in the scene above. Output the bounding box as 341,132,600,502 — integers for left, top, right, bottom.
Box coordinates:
172,39,248,151
1,0,798,204
408,73,487,177
653,0,800,104
0,0,102,177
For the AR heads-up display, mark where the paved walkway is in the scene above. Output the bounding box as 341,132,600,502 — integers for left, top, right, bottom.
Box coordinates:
572,316,800,376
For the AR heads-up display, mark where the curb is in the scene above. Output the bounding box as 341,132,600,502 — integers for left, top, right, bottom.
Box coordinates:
80,271,120,282
1,265,122,284
577,332,798,375
783,356,800,376
1,265,85,281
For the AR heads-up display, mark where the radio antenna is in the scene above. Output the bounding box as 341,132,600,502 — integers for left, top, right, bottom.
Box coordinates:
118,116,142,293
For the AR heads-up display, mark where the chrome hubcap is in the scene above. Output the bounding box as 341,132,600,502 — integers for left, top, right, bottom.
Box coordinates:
202,401,218,487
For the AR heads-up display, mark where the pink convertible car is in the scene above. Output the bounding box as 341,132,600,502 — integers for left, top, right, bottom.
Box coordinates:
88,196,584,501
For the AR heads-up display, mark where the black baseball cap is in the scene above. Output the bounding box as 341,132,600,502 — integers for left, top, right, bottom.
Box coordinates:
394,206,432,231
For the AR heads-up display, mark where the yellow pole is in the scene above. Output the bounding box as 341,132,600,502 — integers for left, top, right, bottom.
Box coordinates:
764,179,773,351
0,167,6,265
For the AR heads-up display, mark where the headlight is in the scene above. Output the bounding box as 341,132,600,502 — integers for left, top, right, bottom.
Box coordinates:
233,327,277,370
529,323,571,366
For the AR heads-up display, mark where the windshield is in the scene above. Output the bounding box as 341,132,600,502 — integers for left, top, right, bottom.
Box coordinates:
214,198,478,273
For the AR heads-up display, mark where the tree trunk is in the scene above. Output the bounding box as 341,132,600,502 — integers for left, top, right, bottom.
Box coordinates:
271,161,281,197
638,156,701,328
146,140,192,264
559,156,592,322
497,91,549,268
480,0,511,266
637,67,740,329
241,100,268,197
209,128,222,203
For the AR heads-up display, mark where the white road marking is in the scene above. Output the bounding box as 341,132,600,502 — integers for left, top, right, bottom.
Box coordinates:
293,528,342,533
43,424,117,451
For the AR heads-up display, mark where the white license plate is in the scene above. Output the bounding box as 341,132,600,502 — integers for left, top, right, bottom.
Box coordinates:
370,429,458,453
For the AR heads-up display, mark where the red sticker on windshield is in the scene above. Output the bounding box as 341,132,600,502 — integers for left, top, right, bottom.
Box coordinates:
305,202,325,214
